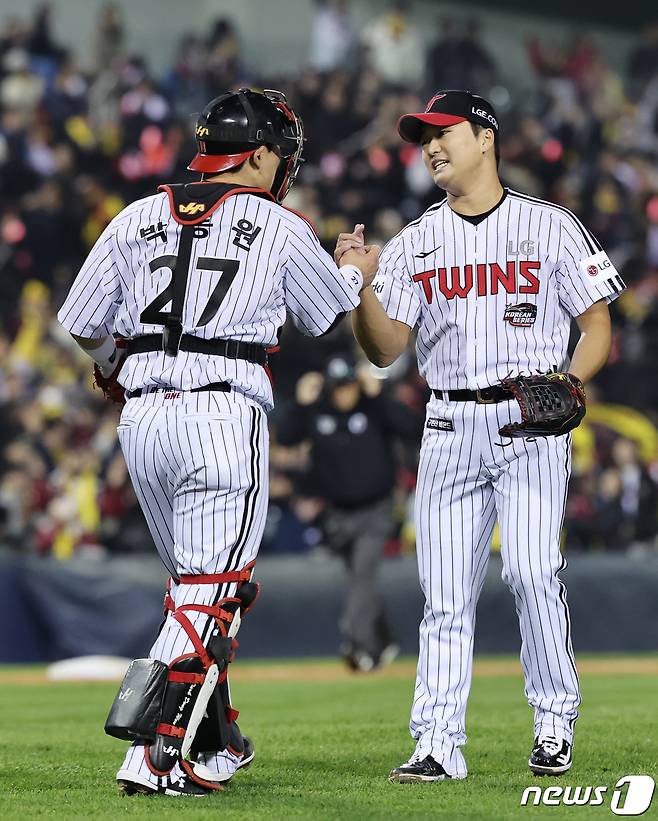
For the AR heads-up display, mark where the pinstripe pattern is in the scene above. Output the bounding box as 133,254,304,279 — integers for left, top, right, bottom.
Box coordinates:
57,190,359,411
116,391,268,576
369,190,615,777
59,187,361,786
412,396,495,777
372,188,625,389
59,187,362,787
115,389,268,785
410,397,580,777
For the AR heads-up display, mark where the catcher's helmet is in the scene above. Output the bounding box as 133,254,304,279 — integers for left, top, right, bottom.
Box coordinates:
188,88,304,202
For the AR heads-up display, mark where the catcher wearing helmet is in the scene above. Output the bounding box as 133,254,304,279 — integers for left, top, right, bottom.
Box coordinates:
59,88,379,796
189,88,305,202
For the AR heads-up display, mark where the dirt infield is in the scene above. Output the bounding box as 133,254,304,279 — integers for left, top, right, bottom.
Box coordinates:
0,655,656,685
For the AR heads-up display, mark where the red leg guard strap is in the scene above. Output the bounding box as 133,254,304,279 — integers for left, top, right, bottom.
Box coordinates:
176,603,237,623
165,598,243,670
157,723,186,738
163,596,237,635
168,670,205,684
229,638,239,663
176,560,255,586
172,610,213,669
179,570,252,585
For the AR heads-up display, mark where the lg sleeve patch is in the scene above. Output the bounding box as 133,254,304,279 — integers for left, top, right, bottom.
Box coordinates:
579,251,619,282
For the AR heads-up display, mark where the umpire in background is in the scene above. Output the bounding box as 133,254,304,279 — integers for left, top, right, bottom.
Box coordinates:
277,355,421,671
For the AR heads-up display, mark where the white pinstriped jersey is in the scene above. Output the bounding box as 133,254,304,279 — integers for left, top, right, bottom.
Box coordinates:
372,188,625,389
58,187,359,410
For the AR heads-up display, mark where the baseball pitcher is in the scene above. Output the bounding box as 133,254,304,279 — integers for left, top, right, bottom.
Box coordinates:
338,90,622,782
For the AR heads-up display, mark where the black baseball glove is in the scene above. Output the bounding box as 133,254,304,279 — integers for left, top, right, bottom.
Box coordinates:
498,372,586,439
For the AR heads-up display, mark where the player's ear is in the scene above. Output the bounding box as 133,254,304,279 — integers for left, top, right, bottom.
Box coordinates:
250,145,268,168
482,128,495,156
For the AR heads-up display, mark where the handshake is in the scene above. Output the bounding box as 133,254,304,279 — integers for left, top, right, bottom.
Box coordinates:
333,223,381,290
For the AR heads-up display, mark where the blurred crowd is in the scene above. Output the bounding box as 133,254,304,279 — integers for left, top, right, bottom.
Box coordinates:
1,1,658,559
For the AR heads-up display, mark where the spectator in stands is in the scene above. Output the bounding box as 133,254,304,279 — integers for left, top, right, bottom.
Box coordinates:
308,0,356,72
610,437,658,550
361,0,423,87
94,4,125,72
424,18,496,96
628,22,658,91
0,3,657,559
205,17,247,91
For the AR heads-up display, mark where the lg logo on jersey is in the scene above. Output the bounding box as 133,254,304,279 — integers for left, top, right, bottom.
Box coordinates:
580,251,617,280
520,775,655,815
587,258,611,277
412,261,540,303
507,240,536,256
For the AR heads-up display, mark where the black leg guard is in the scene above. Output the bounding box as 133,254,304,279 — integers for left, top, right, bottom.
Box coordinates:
190,582,260,759
145,579,260,777
190,675,242,757
145,654,218,776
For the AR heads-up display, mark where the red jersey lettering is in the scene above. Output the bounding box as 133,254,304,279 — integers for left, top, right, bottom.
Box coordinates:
519,261,540,294
438,265,473,300
412,269,436,303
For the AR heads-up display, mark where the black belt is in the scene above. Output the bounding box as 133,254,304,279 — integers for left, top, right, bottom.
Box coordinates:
125,334,269,365
432,386,512,404
126,381,231,399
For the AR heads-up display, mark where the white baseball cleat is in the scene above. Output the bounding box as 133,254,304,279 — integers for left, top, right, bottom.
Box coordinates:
192,737,255,783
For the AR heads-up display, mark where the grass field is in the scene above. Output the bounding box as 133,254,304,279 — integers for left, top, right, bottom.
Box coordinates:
0,655,656,820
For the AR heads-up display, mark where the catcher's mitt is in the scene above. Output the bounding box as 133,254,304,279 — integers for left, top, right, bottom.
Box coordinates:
93,338,127,405
498,372,586,439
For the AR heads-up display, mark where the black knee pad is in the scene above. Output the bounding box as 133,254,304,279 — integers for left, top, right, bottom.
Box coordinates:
105,658,168,743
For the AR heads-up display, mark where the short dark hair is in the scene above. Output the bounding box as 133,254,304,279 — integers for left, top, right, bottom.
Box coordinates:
470,122,500,168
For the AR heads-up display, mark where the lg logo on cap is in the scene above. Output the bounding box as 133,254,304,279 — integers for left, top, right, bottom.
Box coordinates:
471,107,498,129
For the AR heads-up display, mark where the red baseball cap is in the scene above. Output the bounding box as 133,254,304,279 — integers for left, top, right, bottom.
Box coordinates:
398,90,499,143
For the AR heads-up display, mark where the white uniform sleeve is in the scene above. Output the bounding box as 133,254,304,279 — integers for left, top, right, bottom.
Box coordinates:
371,233,421,328
57,218,123,337
283,217,360,336
555,212,626,317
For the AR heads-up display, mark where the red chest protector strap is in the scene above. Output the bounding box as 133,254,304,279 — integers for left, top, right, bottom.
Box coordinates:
158,182,275,226
155,184,275,356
